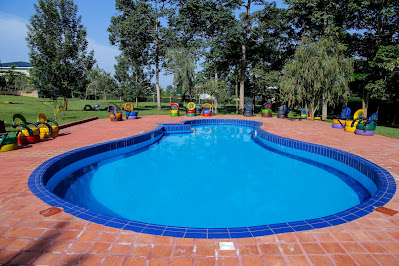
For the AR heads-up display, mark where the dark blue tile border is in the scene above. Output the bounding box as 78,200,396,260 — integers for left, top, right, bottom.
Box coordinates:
28,119,396,239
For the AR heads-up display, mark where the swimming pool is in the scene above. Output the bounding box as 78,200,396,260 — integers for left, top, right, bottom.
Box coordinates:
29,119,396,238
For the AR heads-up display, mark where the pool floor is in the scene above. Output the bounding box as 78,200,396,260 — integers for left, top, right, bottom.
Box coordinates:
0,115,398,265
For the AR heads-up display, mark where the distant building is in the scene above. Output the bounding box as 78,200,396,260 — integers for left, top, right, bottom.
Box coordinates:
0,61,32,76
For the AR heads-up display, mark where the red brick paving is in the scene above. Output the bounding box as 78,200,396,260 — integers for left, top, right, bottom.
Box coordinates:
0,115,398,265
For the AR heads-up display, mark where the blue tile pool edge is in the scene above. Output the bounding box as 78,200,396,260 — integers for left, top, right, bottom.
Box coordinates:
28,119,396,239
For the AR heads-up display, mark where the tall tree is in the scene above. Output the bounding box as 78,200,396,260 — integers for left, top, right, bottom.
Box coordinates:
114,53,152,106
109,0,172,111
86,65,116,100
165,48,196,101
280,34,354,119
27,0,95,110
285,0,352,119
347,0,399,116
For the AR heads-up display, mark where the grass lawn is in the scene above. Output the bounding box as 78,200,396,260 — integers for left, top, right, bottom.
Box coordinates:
1,95,398,139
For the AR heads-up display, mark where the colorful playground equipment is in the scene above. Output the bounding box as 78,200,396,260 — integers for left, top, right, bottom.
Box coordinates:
37,113,59,138
355,113,378,136
261,103,272,117
243,103,254,117
202,103,212,116
332,107,351,129
0,120,19,152
12,114,42,144
84,104,102,111
300,109,307,119
345,109,365,133
186,102,196,117
170,103,180,117
314,111,321,120
124,102,138,119
108,105,123,121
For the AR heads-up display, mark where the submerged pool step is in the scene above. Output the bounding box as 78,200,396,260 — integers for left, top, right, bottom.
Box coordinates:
160,123,192,134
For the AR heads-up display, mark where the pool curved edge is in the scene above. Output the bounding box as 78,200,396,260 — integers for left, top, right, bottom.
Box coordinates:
28,119,396,239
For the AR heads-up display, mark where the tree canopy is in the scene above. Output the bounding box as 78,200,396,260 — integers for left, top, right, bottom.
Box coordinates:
27,0,95,110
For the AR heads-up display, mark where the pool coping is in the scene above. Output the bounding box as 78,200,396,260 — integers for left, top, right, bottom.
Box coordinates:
28,119,396,239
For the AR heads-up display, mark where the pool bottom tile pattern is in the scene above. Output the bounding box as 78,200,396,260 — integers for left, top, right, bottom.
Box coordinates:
0,115,398,265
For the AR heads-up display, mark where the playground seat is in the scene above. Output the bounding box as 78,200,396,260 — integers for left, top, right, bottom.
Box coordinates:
108,105,122,121
277,105,289,118
332,107,351,128
170,103,180,117
202,103,212,116
300,109,307,119
355,113,378,136
186,102,196,116
12,114,44,144
0,120,20,152
243,103,254,117
37,113,59,138
261,103,272,117
125,102,138,119
345,109,365,133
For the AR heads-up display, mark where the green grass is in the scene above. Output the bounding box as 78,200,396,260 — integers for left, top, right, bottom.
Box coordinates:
1,95,398,139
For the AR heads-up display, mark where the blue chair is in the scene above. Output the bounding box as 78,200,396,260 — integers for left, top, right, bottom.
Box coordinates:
332,107,351,128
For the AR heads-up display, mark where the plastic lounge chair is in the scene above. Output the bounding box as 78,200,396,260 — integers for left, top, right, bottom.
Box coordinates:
37,113,59,138
355,113,378,136
243,103,254,117
12,114,47,144
332,107,351,128
0,120,21,152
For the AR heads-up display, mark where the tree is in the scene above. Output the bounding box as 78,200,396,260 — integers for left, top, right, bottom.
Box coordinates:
165,47,196,101
86,65,116,100
114,53,152,106
280,34,354,120
367,44,399,125
109,0,172,111
26,0,95,110
347,0,399,116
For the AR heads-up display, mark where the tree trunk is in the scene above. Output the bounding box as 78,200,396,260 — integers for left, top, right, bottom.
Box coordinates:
213,94,218,114
63,97,68,111
239,0,251,111
362,87,369,117
155,10,161,111
135,97,138,108
322,92,328,120
235,79,239,114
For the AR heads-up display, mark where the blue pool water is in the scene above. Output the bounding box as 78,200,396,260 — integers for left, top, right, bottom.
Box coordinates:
48,125,376,228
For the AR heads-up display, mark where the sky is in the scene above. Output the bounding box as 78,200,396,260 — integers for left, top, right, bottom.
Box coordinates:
0,0,287,88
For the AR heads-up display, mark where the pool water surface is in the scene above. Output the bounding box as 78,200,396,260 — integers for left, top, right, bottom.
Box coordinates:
48,125,375,228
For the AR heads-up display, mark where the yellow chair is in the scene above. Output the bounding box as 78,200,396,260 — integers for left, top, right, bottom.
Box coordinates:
37,113,59,138
345,109,365,132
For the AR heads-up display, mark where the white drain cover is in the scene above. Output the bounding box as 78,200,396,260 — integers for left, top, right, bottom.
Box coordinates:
219,242,235,250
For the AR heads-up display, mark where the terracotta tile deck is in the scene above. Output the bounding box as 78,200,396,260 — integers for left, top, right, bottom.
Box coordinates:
0,115,398,265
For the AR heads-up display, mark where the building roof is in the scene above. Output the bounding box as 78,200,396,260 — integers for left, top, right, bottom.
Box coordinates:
0,61,32,68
